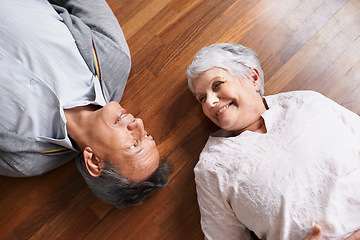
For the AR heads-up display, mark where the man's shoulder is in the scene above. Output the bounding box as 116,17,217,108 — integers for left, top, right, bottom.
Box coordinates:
0,130,77,176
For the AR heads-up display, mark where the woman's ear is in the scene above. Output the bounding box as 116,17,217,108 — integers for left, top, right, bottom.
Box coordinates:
250,67,261,91
83,146,103,177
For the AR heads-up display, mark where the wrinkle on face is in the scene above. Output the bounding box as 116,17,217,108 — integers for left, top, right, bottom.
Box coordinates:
193,68,266,133
87,101,160,182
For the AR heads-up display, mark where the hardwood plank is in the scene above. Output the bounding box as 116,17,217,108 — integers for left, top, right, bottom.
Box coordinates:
327,63,360,105
121,0,172,39
56,209,99,240
29,189,98,239
127,6,176,56
281,32,352,93
0,163,79,239
11,173,86,239
338,61,360,114
265,3,349,94
219,0,281,45
3,0,360,239
276,0,349,62
113,1,147,26
233,0,303,48
283,0,328,32
127,36,164,78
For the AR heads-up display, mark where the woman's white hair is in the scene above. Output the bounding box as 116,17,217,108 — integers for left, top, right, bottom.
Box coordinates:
187,43,264,96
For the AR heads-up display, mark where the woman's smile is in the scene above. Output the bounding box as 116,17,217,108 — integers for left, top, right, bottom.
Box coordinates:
193,68,266,133
215,102,234,118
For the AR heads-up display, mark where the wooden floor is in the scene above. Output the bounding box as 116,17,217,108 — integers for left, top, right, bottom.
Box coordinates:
1,0,360,239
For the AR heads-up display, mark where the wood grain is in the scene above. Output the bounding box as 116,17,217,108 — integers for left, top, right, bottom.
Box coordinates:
1,0,359,239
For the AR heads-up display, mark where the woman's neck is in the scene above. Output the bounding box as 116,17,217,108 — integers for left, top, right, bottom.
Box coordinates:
232,116,267,136
232,97,268,136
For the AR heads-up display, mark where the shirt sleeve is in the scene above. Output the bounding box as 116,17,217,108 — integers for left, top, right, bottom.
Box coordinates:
195,169,253,240
328,98,360,138
48,0,131,102
310,91,360,138
48,0,127,46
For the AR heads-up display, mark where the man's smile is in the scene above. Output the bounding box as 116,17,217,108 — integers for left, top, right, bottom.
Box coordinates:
115,109,128,124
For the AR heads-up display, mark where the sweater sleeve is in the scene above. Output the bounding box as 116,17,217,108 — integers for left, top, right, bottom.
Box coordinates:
308,91,360,139
195,167,253,240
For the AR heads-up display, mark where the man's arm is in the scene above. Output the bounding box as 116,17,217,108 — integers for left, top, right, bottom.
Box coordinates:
0,130,77,177
48,0,131,103
48,0,127,46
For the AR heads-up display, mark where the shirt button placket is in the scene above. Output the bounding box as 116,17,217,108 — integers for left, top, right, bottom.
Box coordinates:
30,79,36,85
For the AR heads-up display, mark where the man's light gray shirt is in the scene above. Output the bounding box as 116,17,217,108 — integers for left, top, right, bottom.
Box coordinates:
0,0,130,177
0,0,106,150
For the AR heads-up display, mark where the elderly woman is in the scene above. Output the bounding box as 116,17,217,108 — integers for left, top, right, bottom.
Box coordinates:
187,43,360,240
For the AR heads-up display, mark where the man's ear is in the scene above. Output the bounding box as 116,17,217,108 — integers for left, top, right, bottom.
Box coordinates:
250,67,261,91
83,146,103,177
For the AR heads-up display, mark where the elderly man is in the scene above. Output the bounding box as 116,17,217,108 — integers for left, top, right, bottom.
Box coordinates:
0,0,169,208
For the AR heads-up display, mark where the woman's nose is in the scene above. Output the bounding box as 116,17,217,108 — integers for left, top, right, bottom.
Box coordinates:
206,93,219,107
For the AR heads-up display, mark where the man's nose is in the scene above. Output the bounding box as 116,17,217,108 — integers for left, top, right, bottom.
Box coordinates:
127,118,145,138
206,93,219,107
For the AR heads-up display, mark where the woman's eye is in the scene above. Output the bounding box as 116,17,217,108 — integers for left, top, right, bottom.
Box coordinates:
198,96,206,103
213,81,223,90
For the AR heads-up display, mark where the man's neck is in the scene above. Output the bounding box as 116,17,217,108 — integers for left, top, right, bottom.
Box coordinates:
64,104,100,151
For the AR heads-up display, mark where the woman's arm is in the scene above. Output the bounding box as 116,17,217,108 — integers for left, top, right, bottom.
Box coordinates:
303,225,360,240
346,229,360,240
303,224,322,240
195,174,253,240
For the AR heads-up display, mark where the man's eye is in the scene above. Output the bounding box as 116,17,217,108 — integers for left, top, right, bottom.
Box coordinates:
145,134,155,140
129,140,138,149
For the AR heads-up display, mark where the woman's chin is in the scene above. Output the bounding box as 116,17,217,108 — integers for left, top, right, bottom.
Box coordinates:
218,122,237,132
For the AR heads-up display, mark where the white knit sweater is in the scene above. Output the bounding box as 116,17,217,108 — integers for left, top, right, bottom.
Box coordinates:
195,91,360,240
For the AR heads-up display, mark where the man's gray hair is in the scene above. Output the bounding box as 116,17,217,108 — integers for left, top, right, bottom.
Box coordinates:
76,154,170,208
187,43,264,96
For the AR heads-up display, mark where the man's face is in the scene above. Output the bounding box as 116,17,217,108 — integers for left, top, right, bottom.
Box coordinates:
87,101,160,182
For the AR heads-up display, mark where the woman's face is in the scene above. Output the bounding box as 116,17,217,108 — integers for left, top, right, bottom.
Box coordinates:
192,68,266,133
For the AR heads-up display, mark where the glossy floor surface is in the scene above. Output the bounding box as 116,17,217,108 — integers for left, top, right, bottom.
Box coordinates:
1,0,359,239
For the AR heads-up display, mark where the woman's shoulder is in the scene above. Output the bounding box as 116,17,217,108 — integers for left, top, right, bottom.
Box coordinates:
267,90,324,101
265,90,328,109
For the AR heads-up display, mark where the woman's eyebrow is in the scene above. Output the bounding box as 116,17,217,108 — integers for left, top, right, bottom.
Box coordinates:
195,92,203,98
211,76,222,81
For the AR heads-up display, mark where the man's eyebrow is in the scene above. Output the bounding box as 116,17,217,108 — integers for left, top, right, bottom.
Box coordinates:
134,136,155,155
